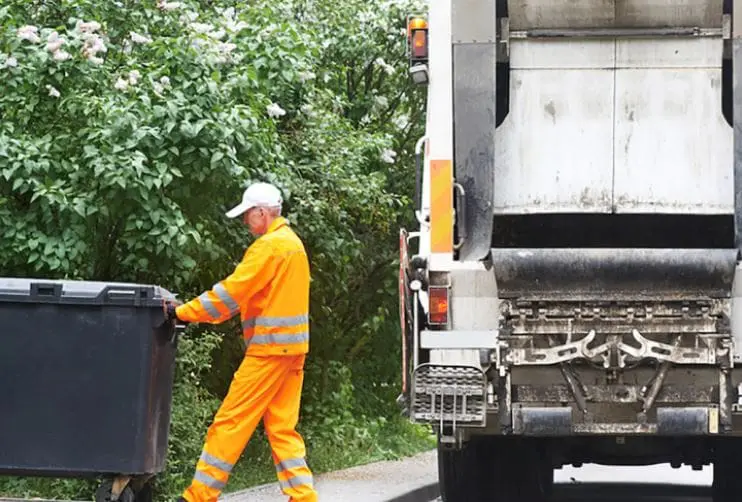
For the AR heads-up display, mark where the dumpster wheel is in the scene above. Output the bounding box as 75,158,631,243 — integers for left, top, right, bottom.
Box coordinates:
95,477,135,502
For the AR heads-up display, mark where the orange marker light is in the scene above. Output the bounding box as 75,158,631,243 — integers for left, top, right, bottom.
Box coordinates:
408,17,428,34
429,286,449,325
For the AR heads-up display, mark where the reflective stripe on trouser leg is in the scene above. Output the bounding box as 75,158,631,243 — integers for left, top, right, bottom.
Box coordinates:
182,355,294,502
264,354,318,502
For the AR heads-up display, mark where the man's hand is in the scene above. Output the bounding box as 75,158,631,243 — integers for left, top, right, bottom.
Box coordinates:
163,298,182,322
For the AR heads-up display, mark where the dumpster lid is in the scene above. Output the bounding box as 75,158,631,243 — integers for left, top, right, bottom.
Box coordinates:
0,277,178,307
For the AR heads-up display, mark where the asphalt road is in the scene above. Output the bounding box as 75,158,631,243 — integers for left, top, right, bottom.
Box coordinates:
0,452,714,502
225,450,714,502
434,462,713,502
553,463,711,502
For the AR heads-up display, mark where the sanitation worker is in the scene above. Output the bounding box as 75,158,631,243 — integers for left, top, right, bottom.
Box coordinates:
166,181,318,502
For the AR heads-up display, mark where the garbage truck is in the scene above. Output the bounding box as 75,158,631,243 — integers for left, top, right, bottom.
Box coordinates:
399,1,742,500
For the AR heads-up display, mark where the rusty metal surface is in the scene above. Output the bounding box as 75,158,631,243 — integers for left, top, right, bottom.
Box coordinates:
489,248,737,300
513,384,718,404
572,422,658,434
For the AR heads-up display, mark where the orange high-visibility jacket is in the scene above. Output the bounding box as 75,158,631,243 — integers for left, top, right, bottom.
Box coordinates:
176,217,310,356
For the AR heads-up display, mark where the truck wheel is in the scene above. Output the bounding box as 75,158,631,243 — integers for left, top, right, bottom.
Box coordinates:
94,479,135,502
713,439,742,502
438,436,496,501
437,436,551,502
133,480,154,502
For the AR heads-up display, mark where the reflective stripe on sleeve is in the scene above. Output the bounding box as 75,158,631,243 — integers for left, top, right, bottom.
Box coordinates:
213,283,240,314
198,293,221,319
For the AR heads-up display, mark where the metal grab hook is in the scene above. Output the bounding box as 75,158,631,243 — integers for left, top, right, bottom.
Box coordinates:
453,182,467,250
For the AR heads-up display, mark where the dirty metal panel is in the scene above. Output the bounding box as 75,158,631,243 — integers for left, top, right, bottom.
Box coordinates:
613,57,732,213
508,38,615,70
489,248,738,299
452,45,496,260
450,265,499,330
452,0,496,43
494,40,615,214
508,0,723,30
734,5,742,249
615,1,724,29
452,0,496,261
507,0,615,30
615,38,724,69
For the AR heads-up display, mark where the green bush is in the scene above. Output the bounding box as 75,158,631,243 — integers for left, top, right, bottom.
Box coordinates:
0,0,432,500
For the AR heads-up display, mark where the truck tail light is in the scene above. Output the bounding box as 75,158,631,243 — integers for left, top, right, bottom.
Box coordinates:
429,286,449,325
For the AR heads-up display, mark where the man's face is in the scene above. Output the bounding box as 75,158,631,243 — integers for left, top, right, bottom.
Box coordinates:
243,206,268,235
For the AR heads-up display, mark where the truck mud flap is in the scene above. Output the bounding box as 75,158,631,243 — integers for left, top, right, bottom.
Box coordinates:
489,248,739,300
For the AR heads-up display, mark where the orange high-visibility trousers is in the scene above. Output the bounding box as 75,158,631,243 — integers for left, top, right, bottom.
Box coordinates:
182,354,318,502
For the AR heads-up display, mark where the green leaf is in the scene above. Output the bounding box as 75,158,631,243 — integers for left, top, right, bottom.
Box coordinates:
210,151,224,166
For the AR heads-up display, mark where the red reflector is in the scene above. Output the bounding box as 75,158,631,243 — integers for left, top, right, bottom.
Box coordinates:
429,286,448,325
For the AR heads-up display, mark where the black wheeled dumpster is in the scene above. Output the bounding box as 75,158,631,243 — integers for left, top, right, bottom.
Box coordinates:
0,277,183,502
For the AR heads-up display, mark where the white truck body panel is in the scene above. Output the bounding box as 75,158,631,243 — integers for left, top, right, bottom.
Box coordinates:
493,2,732,214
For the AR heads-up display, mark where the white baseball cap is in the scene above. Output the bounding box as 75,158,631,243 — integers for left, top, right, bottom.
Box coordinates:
225,182,283,218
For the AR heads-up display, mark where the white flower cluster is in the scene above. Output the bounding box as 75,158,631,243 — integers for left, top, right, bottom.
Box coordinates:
375,57,395,76
15,21,107,66
46,84,60,98
17,25,40,43
1,54,18,69
174,6,248,65
129,31,152,45
46,31,71,61
157,0,182,11
77,21,107,65
152,75,171,96
392,115,410,130
298,71,316,83
381,148,397,164
266,103,286,118
222,9,248,34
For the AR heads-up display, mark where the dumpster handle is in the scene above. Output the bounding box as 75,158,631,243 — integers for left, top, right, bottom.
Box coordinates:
97,286,154,306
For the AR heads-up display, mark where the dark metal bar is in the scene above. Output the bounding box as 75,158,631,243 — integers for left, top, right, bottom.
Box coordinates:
489,248,738,299
512,27,721,39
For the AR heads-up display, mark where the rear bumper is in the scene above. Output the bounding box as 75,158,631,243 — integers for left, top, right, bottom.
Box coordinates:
512,405,719,436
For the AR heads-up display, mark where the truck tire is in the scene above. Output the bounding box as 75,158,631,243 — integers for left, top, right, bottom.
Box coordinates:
713,438,742,502
438,436,552,502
